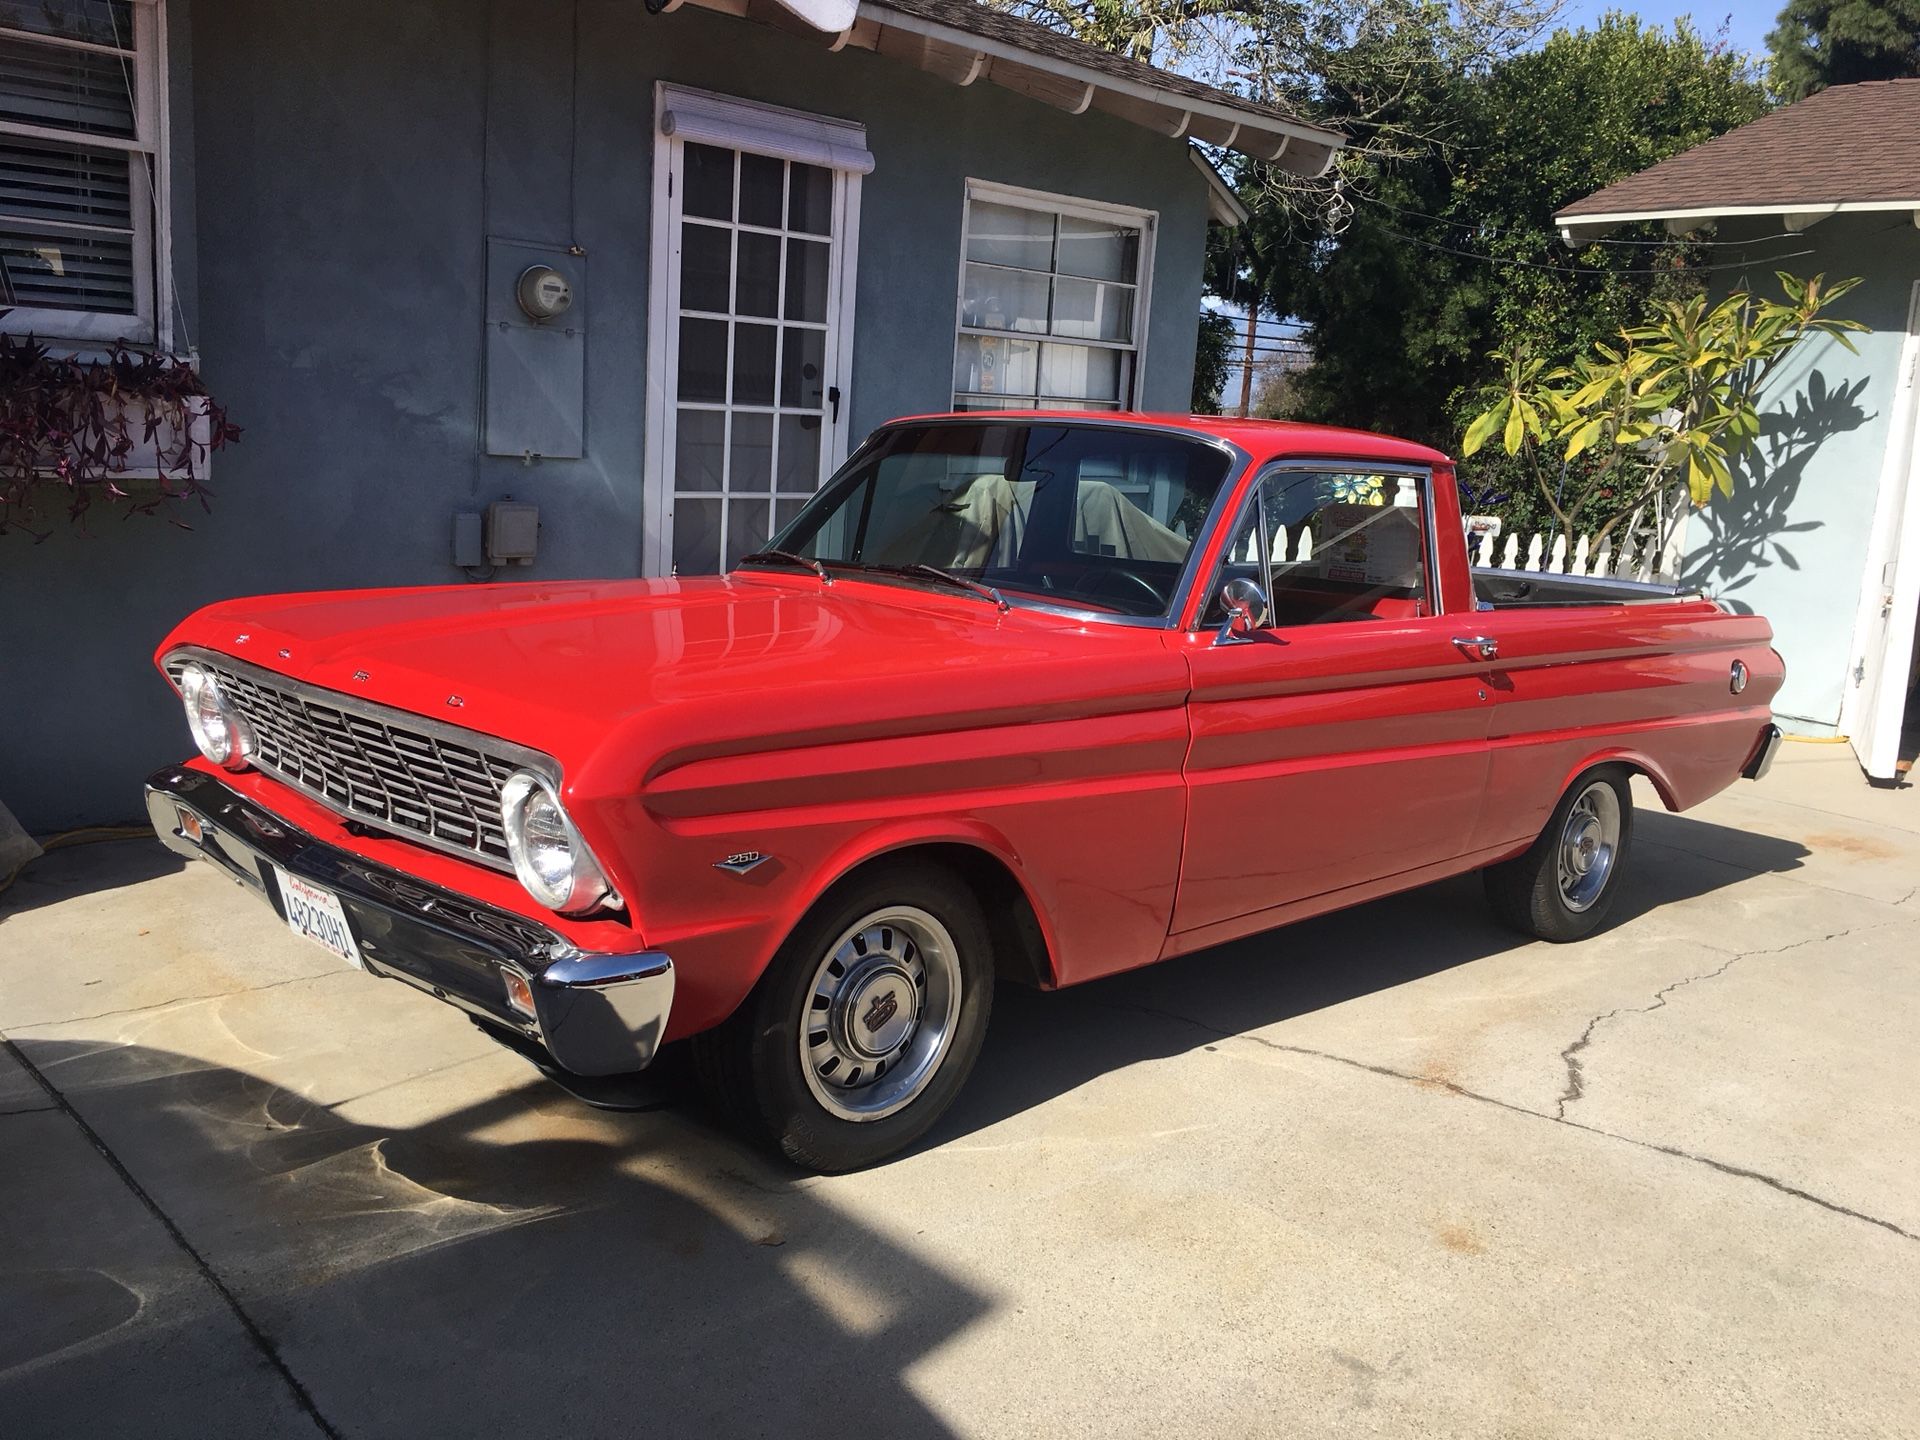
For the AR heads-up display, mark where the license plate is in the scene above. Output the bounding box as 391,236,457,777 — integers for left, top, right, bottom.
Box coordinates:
273,866,362,968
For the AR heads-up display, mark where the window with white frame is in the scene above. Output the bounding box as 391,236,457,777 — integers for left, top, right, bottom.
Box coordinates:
952,182,1152,413
0,0,167,344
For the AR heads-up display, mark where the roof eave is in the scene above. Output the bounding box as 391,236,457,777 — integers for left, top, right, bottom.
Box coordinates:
863,0,1344,175
1189,146,1250,226
667,0,1346,175
1556,197,1920,244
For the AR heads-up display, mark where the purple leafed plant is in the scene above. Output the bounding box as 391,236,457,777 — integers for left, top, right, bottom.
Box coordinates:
0,334,241,540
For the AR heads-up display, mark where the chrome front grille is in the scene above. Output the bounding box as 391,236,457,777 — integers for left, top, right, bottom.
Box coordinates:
166,653,534,870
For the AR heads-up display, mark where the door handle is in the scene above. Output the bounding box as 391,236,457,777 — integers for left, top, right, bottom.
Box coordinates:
828,385,842,423
1453,635,1499,662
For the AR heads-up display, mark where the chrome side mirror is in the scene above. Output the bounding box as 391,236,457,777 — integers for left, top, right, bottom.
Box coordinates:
1216,576,1270,642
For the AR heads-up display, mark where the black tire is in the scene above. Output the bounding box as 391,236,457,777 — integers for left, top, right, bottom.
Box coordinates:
1483,766,1635,942
692,858,995,1172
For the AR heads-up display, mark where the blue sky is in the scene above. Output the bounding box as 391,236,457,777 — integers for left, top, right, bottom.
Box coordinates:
1557,0,1779,55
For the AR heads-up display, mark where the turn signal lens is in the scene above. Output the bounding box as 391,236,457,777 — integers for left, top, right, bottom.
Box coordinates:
502,968,536,1018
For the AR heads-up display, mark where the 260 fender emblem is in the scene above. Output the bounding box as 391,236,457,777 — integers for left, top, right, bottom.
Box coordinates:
714,851,769,875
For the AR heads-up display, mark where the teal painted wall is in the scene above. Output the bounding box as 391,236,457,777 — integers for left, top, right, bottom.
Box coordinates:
0,0,1213,829
1685,214,1920,732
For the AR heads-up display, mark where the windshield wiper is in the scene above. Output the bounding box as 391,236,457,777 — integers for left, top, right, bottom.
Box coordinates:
737,549,831,584
872,563,1010,613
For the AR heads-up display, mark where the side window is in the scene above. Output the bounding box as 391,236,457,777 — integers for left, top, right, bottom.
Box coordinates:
1211,469,1431,628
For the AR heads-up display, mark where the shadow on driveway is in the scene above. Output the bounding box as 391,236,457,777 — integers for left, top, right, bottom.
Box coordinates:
4,1035,989,1439
2,808,1808,1435
0,835,183,920
943,807,1810,1144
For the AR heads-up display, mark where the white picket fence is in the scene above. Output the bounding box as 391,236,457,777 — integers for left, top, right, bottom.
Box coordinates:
1237,493,1692,586
1464,494,1688,586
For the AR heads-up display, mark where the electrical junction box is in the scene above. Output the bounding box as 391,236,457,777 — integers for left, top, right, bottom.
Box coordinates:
485,501,540,565
484,238,586,459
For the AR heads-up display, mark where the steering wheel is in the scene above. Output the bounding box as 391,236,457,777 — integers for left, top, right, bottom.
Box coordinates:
1066,567,1166,613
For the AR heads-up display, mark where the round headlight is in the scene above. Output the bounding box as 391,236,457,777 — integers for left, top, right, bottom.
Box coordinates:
178,662,252,772
500,770,615,915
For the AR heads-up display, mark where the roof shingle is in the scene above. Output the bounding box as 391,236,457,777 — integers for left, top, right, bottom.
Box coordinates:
1556,79,1920,221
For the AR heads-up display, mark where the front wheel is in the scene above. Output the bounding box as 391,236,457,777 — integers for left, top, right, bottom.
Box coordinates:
693,860,994,1171
1484,767,1635,942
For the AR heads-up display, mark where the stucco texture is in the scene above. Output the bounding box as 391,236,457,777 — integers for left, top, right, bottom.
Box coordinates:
0,0,1212,830
1684,214,1920,732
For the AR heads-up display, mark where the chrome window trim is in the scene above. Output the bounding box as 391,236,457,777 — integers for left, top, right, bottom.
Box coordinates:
754,415,1251,630
162,644,560,873
1189,457,1441,633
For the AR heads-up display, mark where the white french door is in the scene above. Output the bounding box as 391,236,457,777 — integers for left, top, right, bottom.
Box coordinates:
644,87,866,576
1842,279,1920,780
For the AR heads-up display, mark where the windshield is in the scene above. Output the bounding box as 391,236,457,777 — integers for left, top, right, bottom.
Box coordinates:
758,421,1237,619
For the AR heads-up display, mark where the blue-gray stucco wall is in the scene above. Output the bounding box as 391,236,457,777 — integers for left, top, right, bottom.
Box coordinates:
1684,215,1920,732
0,0,1212,830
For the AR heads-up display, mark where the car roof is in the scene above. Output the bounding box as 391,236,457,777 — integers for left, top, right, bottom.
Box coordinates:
883,411,1454,469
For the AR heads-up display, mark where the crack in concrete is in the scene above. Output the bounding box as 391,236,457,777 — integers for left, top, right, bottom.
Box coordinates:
1554,922,1905,1120
1,1037,342,1438
4,969,342,1033
1555,953,1745,1120
1090,995,1920,1246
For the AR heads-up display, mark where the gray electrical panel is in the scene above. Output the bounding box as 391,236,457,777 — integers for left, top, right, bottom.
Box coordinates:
483,238,586,459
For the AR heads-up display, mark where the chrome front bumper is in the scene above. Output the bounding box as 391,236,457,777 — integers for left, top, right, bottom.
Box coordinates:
143,766,672,1077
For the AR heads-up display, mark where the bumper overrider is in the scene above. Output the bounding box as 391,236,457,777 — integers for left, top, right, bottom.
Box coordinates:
144,766,672,1076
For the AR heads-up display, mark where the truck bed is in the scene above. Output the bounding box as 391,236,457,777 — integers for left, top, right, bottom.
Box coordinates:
1472,567,1693,609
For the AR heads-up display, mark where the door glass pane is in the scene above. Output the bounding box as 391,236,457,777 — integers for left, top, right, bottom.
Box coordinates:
735,231,780,317
1052,277,1133,343
732,322,777,404
776,413,821,492
960,263,1048,334
679,223,731,314
726,497,771,569
1057,215,1137,281
738,152,784,228
678,318,728,402
1211,471,1430,627
1040,342,1121,403
667,139,843,577
673,498,722,574
675,409,725,490
780,325,825,409
966,200,1053,271
785,239,830,322
730,412,773,493
683,143,734,221
789,163,831,235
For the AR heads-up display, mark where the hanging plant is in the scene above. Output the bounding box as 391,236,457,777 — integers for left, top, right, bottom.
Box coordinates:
0,334,242,540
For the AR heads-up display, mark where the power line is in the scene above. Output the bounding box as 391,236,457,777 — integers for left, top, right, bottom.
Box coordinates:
1356,192,1802,250
1379,225,1816,276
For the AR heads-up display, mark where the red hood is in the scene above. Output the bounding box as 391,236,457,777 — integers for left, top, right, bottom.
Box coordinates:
158,575,1186,799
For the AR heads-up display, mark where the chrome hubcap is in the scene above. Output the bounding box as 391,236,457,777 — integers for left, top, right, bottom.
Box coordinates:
800,906,961,1122
1557,782,1622,913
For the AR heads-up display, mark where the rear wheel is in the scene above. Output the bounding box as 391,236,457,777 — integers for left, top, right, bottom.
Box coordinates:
1484,768,1634,942
693,859,994,1171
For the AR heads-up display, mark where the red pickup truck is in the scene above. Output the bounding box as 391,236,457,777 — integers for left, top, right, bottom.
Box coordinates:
146,413,1782,1169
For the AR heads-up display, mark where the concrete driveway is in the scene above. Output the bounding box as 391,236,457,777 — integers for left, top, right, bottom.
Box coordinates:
3,746,1917,1438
